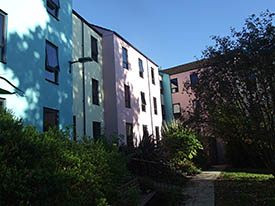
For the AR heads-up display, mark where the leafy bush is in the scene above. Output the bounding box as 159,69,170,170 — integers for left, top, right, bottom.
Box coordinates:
161,120,203,173
0,108,136,206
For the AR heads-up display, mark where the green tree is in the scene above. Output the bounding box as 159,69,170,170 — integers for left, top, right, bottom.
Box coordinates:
184,10,275,174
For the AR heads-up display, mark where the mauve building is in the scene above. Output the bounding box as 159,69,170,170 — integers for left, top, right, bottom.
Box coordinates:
92,25,163,146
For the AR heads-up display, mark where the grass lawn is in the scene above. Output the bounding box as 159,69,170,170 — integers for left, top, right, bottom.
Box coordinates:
215,168,275,206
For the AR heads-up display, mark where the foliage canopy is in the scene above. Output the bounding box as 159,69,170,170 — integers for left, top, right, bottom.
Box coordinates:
184,10,275,172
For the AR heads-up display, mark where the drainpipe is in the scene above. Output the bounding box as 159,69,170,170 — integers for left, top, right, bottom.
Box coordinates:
146,60,154,135
81,21,86,136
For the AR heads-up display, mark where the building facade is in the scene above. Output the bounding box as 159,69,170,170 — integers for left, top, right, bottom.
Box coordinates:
162,61,201,119
92,25,163,146
0,0,73,131
72,11,104,140
162,60,225,164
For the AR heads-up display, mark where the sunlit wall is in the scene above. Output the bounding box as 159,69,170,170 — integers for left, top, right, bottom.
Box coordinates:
0,0,73,131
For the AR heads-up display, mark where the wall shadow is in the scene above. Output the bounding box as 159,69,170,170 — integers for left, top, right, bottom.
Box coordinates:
0,0,73,131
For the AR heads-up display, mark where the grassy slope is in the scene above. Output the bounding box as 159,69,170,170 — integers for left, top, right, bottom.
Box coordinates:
215,169,275,206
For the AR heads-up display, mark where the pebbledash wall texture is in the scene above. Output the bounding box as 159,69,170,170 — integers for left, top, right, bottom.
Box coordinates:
0,0,73,132
92,25,163,146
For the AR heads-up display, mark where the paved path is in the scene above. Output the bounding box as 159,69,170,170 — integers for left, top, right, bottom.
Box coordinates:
181,167,224,206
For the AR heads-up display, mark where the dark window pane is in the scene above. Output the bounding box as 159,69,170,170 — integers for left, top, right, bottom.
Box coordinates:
0,98,5,108
143,125,148,137
139,58,144,77
51,0,60,6
46,42,58,69
45,70,57,82
45,41,59,83
124,84,131,108
155,126,160,141
190,73,198,87
0,14,3,46
122,47,128,69
93,121,101,141
141,92,146,112
151,68,155,84
92,79,99,105
47,0,59,18
91,36,98,62
43,107,59,131
126,123,133,147
193,100,200,113
0,12,6,62
141,92,146,104
153,97,157,115
171,78,178,93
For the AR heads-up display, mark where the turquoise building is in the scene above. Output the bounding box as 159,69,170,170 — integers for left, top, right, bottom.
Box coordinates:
159,71,174,123
0,0,73,131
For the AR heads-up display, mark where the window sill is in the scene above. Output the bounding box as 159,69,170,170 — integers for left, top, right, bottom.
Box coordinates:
47,11,60,21
0,60,7,64
45,79,59,85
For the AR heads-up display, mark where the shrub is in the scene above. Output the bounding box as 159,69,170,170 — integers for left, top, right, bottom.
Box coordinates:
161,120,203,173
0,108,136,206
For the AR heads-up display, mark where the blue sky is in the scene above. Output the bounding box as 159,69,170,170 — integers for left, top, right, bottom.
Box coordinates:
73,0,275,69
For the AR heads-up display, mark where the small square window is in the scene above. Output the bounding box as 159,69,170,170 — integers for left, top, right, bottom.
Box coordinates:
43,107,59,131
0,10,7,63
126,123,133,147
92,78,99,105
91,36,98,62
173,103,181,119
171,78,178,93
47,0,60,19
93,121,101,141
45,41,59,84
138,58,144,78
124,84,131,108
153,97,157,115
141,92,146,112
122,47,128,69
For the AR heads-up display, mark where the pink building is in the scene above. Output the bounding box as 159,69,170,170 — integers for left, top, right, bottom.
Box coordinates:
163,60,225,164
162,61,201,119
92,25,163,146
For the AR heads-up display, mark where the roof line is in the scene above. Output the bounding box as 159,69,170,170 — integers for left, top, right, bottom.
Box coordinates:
72,10,102,37
161,59,206,75
91,24,159,67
